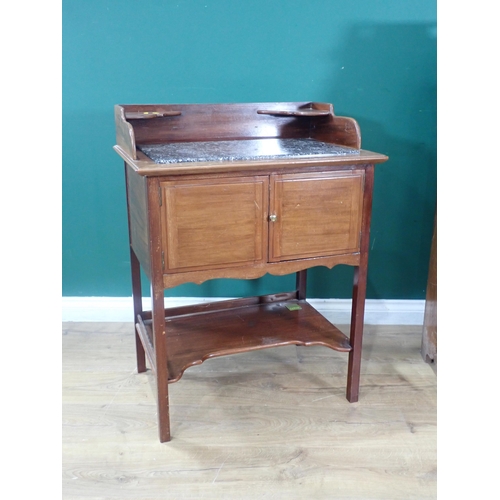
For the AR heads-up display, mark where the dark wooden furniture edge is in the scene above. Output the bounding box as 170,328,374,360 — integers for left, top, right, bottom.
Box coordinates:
125,110,182,120
140,291,299,322
135,315,156,373
161,253,361,288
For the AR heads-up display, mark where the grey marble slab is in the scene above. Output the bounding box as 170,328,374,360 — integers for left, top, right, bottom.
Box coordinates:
139,138,360,164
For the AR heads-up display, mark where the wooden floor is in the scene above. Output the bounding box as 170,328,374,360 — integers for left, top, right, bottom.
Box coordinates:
62,321,436,499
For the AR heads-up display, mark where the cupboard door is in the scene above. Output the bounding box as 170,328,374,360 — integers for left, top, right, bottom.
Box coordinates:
160,176,268,272
269,171,364,262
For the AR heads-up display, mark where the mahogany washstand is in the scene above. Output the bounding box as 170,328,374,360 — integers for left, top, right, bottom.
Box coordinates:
113,102,388,442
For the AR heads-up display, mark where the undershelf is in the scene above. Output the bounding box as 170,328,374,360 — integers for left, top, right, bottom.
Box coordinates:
135,298,351,383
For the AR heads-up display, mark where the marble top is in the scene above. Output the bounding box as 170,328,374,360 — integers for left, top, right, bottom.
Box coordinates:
139,138,360,164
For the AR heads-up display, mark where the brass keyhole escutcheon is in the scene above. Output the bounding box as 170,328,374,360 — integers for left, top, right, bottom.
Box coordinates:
269,214,277,222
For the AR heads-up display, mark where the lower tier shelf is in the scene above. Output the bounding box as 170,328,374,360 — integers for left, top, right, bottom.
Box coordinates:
136,298,352,383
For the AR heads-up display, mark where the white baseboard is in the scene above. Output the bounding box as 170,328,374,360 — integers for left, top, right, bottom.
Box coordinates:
61,297,425,325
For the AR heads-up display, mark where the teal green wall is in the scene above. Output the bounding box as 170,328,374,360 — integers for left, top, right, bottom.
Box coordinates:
63,0,436,300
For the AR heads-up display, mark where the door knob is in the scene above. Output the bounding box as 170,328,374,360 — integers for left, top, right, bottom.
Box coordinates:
269,214,277,222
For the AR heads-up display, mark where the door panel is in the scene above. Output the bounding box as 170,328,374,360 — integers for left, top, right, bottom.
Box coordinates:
269,171,364,262
161,176,268,272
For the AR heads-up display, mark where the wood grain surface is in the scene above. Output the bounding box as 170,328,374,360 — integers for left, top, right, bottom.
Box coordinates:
269,171,364,261
62,321,436,499
160,176,268,272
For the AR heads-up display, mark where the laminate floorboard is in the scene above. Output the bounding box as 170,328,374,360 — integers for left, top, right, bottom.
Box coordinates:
62,321,437,499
